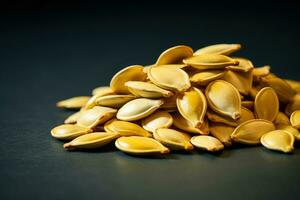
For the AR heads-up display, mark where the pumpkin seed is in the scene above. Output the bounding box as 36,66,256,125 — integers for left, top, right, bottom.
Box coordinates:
190,70,226,86
285,94,300,116
210,123,234,146
226,57,253,72
125,81,173,98
290,110,300,129
51,124,92,140
241,101,254,110
183,54,239,70
205,80,241,120
253,65,271,80
104,119,151,137
277,125,300,141
254,87,279,122
261,130,294,153
285,79,300,93
155,45,193,65
117,98,163,121
56,96,90,110
77,106,117,128
153,128,194,150
92,86,114,96
191,135,224,152
64,132,119,150
194,43,241,56
222,69,253,95
160,95,178,110
274,112,290,126
95,94,136,108
231,119,275,145
115,136,170,155
148,66,191,92
64,111,82,124
172,112,208,135
110,65,147,94
142,111,173,133
177,87,207,128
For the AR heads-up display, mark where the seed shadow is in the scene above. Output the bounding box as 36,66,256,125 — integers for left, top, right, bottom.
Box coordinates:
66,143,118,153
193,149,231,158
115,151,178,160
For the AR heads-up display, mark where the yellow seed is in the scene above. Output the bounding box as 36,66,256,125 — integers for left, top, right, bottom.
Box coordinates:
117,98,164,121
64,132,119,150
226,57,254,72
110,65,147,94
253,65,271,80
125,81,173,98
231,119,275,145
155,45,193,65
77,106,117,128
190,70,226,86
241,100,254,110
51,124,92,140
153,128,193,150
277,125,300,141
104,119,151,137
194,43,241,56
285,94,300,116
92,86,114,96
115,136,170,155
210,123,234,146
261,130,294,153
142,111,173,133
160,95,178,110
222,69,253,95
95,94,136,108
191,135,224,152
172,112,208,135
290,110,300,129
183,54,239,70
205,80,241,120
154,64,188,69
274,112,290,126
56,96,90,110
254,87,279,122
285,79,300,93
177,87,207,128
249,86,260,99
148,66,191,92
64,111,82,124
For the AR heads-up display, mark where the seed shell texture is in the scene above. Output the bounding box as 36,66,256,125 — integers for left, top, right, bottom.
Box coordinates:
254,87,279,122
125,81,173,98
110,65,147,94
191,135,224,152
64,132,119,150
226,57,254,72
277,125,300,141
205,80,241,120
95,94,136,108
172,112,207,134
117,98,164,121
92,86,114,96
231,119,275,145
190,70,226,86
194,44,241,56
261,130,294,153
148,66,191,92
210,123,234,146
253,65,271,79
115,136,170,155
183,54,239,70
142,111,173,133
51,124,92,140
222,69,253,95
155,45,193,65
176,87,207,128
274,112,291,126
290,110,300,129
56,96,91,110
104,119,152,137
77,106,117,128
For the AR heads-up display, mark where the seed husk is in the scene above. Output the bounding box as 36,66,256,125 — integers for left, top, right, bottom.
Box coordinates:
253,65,271,80
125,81,173,98
117,98,164,121
77,106,117,128
277,125,300,141
153,128,194,150
254,87,279,122
142,111,173,133
92,86,114,96
191,135,224,152
290,110,300,129
95,94,136,108
274,112,290,126
205,80,241,120
172,112,208,135
51,124,92,140
194,43,241,56
115,136,170,155
285,94,300,116
285,79,300,93
183,54,239,70
210,123,234,146
56,96,91,110
64,111,82,124
148,66,191,92
177,87,207,128
160,95,178,110
222,69,253,95
231,119,275,145
110,65,147,94
241,101,254,110
64,132,119,150
190,70,226,86
261,130,294,153
155,45,193,65
104,119,151,137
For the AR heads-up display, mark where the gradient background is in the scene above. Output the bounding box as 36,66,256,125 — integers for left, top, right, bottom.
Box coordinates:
1,1,300,199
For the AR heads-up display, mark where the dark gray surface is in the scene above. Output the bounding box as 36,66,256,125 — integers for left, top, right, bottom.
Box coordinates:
1,2,300,200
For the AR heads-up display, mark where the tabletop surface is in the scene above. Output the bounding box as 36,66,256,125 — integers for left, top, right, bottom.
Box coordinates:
1,2,300,200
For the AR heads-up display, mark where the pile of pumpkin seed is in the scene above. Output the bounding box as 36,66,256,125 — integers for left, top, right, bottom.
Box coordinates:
51,44,300,155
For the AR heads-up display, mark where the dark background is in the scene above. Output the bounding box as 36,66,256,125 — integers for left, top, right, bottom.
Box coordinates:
1,1,300,199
